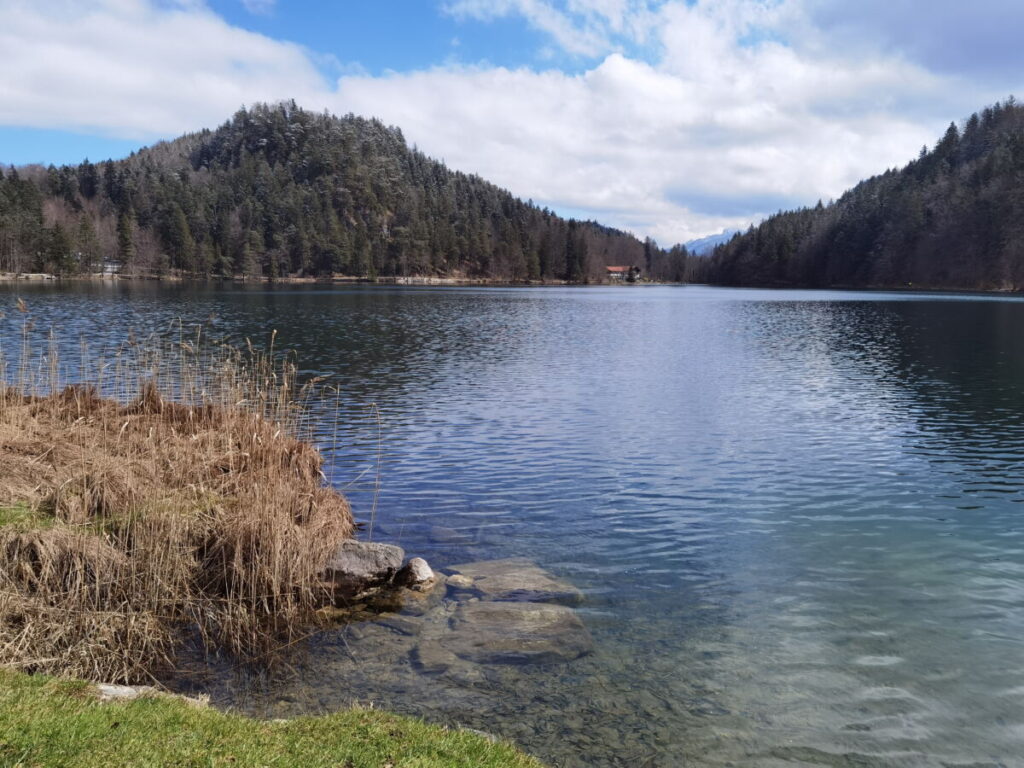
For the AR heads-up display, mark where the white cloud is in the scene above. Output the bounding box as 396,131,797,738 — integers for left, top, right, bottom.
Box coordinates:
442,0,664,57
0,0,1005,244
332,1,970,242
240,0,275,15
0,0,324,140
443,0,613,57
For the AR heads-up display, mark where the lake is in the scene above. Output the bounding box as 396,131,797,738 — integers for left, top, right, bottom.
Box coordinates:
2,282,1024,767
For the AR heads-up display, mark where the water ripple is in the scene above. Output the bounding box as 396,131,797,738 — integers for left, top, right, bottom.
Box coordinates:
4,282,1024,766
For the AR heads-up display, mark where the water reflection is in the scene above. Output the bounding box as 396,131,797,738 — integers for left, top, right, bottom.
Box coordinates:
2,283,1024,766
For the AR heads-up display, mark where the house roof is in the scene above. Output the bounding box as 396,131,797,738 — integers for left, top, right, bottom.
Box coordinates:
606,266,630,273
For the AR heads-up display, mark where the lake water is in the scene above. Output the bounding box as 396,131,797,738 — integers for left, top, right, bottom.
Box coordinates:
3,282,1024,767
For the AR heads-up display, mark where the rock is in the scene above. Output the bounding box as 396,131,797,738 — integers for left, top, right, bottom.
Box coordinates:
439,601,593,665
447,574,476,591
95,684,208,708
448,558,583,606
441,661,486,686
361,588,407,613
96,683,154,701
414,643,461,674
402,578,447,613
428,526,474,545
376,614,423,636
401,590,443,615
395,557,436,591
322,540,404,596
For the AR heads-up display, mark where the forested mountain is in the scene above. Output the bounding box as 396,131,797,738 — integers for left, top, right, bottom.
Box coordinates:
0,102,687,282
708,99,1024,291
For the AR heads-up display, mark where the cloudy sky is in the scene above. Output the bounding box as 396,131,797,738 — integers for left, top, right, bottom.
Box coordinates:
0,0,1019,244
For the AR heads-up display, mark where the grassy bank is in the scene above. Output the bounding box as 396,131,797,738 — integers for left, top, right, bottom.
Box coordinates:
0,669,543,767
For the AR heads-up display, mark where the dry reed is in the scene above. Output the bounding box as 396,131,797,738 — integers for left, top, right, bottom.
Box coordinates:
0,315,353,684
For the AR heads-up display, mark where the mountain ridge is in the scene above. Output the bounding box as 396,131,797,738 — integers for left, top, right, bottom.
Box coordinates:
0,102,688,282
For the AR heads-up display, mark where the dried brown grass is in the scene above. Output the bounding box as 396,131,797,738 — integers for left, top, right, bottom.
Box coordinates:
0,325,353,684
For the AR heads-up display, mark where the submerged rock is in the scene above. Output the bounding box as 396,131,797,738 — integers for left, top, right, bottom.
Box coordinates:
322,540,404,596
448,558,583,606
446,574,475,591
418,601,593,666
448,601,593,664
414,641,461,674
375,614,424,636
428,525,475,545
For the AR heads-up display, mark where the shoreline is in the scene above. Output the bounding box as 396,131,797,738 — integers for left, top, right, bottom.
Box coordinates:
0,271,573,286
0,668,541,768
4,271,1024,294
0,271,668,287
0,335,546,766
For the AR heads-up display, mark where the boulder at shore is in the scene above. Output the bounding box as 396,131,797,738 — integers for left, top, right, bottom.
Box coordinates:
448,558,583,606
323,541,405,596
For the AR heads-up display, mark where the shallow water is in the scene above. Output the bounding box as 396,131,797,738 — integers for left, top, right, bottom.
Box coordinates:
3,282,1024,767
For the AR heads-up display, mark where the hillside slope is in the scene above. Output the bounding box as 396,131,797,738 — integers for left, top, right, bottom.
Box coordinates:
708,99,1024,291
0,102,686,282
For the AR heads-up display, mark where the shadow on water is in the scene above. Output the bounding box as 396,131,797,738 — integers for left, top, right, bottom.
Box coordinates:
4,282,1024,766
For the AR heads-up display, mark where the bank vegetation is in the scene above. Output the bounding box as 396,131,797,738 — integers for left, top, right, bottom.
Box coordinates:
0,321,355,683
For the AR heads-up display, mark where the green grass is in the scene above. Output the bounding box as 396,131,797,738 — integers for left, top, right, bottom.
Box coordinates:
0,669,544,768
0,504,51,531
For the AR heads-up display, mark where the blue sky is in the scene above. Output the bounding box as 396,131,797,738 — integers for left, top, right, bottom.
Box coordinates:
206,1,567,76
1,0,1021,243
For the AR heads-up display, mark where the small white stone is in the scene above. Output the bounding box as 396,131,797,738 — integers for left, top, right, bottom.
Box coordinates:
406,557,434,584
396,557,437,591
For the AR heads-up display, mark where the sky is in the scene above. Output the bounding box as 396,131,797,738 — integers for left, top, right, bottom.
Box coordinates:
0,0,1020,245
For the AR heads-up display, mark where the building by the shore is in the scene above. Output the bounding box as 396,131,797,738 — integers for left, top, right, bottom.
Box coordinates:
606,265,642,282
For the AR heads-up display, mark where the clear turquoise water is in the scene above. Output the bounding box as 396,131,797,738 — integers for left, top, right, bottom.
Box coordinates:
3,282,1024,767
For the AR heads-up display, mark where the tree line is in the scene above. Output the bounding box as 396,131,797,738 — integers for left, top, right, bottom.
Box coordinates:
707,98,1024,291
0,102,688,282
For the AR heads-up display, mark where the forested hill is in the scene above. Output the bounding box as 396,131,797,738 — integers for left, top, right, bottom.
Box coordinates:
708,99,1024,291
0,102,686,281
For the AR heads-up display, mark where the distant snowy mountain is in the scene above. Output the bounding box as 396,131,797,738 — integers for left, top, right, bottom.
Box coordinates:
685,230,739,255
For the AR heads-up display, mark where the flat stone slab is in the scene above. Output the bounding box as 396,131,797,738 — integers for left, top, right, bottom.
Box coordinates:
434,601,593,665
448,558,583,605
96,683,155,701
94,684,208,708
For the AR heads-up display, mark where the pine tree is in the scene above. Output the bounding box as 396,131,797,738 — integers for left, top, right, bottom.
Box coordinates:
117,210,136,270
75,214,100,273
